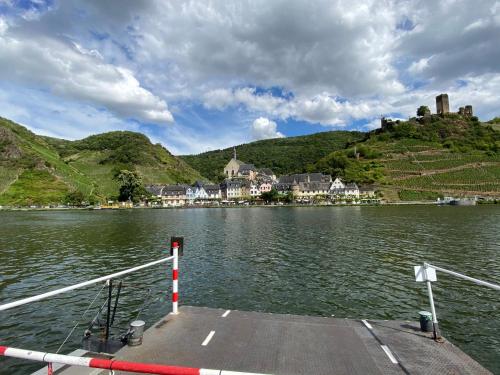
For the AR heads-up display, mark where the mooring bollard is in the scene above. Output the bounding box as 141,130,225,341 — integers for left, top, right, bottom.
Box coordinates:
128,320,145,346
172,241,179,314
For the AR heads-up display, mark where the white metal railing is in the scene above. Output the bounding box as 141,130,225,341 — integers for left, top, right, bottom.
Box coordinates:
1,243,182,373
414,262,500,340
424,263,500,291
0,255,175,312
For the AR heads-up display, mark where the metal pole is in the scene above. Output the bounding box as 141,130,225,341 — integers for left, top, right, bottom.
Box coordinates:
105,279,113,341
425,263,500,291
424,264,441,340
110,281,122,327
172,242,179,315
426,280,441,340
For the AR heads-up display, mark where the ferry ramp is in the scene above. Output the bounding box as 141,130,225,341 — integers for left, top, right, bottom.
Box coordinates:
89,306,490,375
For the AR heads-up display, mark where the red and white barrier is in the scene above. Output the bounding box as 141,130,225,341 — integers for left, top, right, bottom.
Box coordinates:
172,242,179,314
0,346,271,375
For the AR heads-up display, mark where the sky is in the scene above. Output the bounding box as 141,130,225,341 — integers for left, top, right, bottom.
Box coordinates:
0,0,499,155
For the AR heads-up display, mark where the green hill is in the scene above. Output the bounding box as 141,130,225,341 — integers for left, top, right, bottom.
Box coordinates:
183,115,500,200
309,115,500,200
0,117,202,206
180,131,365,182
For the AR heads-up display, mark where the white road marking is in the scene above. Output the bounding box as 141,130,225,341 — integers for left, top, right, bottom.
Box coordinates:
381,345,398,364
202,331,216,346
222,310,231,317
361,319,373,329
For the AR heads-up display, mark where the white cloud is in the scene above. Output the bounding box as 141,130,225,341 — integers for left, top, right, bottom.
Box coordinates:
0,28,173,125
251,117,284,140
363,119,382,131
203,88,392,127
0,18,7,35
408,57,432,74
1,0,500,155
0,85,138,140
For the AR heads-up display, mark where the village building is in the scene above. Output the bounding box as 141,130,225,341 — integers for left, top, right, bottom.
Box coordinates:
185,186,196,204
224,157,244,178
274,183,292,196
238,164,257,180
249,182,261,197
296,181,331,198
161,185,188,207
193,181,209,201
221,180,242,200
204,184,222,200
259,182,273,193
279,173,332,185
145,185,163,199
359,186,377,198
239,180,252,198
258,168,277,182
329,177,360,199
223,148,275,182
344,183,360,198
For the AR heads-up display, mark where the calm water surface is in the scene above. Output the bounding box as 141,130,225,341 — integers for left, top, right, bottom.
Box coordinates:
0,206,499,374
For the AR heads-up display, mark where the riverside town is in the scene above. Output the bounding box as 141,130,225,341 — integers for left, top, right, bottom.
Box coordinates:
143,150,377,207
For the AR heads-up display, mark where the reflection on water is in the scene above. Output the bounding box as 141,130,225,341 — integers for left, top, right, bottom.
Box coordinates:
0,206,499,373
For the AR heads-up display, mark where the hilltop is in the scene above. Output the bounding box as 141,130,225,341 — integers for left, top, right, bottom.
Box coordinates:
183,115,500,200
0,117,202,206
180,131,365,182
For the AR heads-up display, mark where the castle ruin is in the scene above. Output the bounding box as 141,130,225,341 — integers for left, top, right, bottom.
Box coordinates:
436,94,450,115
458,105,473,117
436,94,473,117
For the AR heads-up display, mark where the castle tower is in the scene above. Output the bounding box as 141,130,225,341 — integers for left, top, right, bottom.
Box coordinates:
464,105,473,117
436,94,450,115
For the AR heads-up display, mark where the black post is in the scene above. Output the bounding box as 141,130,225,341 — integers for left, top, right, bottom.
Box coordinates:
105,279,113,341
110,281,122,327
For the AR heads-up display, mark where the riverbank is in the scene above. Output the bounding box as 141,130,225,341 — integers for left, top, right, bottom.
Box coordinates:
1,199,498,212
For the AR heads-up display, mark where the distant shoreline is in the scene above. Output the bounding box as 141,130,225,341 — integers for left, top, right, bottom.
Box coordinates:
1,200,497,212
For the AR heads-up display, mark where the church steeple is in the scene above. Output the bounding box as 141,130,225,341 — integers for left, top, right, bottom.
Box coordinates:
233,146,237,160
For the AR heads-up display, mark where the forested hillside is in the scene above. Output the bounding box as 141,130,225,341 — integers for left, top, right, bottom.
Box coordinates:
0,117,202,206
181,131,365,182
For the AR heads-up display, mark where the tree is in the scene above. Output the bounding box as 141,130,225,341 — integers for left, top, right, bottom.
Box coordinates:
417,105,430,117
260,188,279,203
114,169,142,202
284,191,294,203
64,190,85,206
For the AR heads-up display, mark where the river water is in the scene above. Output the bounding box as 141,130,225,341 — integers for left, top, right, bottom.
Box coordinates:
0,206,499,374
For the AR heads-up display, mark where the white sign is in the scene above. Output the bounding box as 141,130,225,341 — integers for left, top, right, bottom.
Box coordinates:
414,266,437,282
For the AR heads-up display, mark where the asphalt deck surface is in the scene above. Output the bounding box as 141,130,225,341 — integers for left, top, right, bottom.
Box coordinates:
49,305,491,375
101,306,490,375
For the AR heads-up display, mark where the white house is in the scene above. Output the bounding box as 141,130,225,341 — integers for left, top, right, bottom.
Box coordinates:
186,186,196,204
330,177,345,190
205,185,222,200
161,185,188,207
222,180,242,200
250,182,261,197
329,177,360,199
194,182,209,200
344,183,360,198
